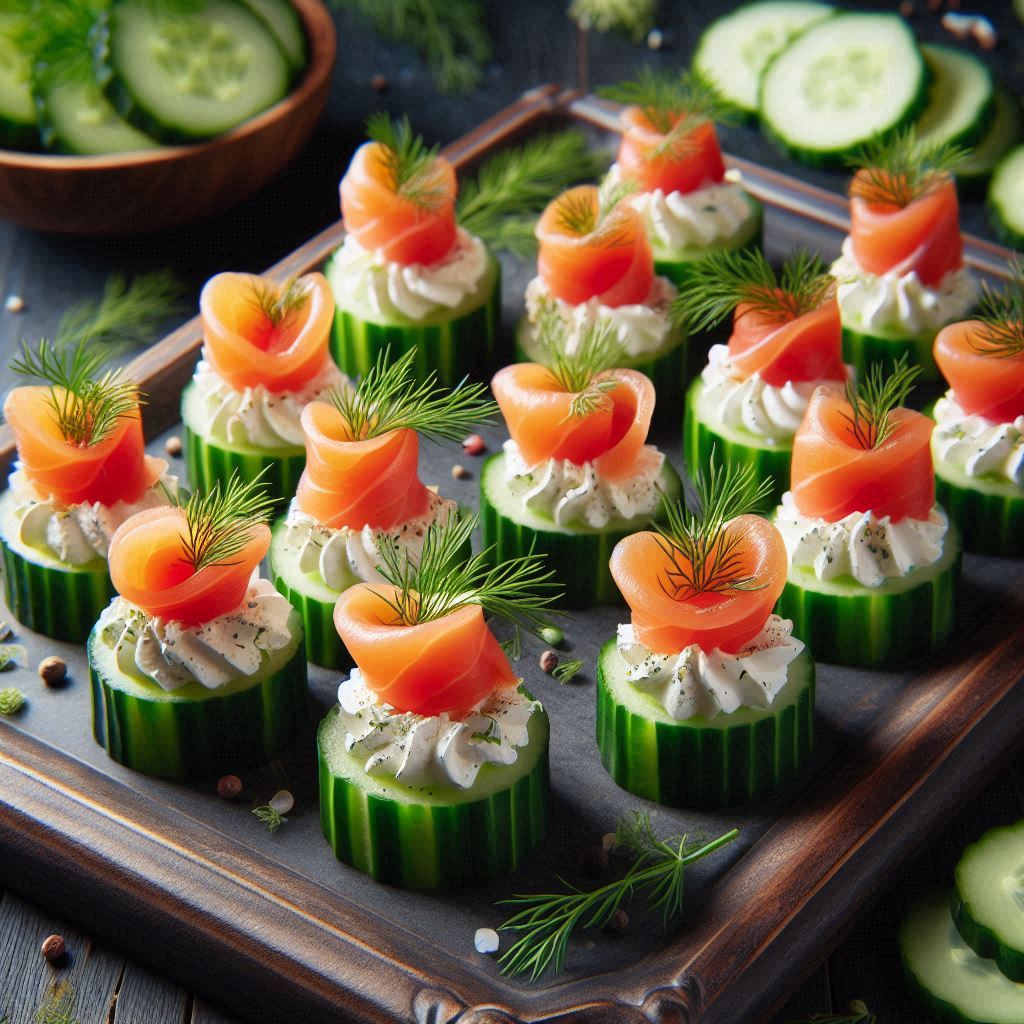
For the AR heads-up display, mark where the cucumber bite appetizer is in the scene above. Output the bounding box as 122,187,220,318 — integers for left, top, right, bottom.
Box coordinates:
831,130,978,380
90,475,307,780
774,360,961,668
516,183,686,398
678,249,847,504
486,311,681,608
598,459,814,808
598,69,763,284
318,515,555,889
182,270,346,509
269,347,494,668
931,266,1024,556
1,342,176,642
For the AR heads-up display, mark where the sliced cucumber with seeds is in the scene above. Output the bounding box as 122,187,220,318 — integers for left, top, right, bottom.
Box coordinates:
238,0,306,70
692,1,834,123
102,0,291,142
990,146,1024,250
760,13,927,167
957,90,1022,196
0,13,38,149
915,44,995,153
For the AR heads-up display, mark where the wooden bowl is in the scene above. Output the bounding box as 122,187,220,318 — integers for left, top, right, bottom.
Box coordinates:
0,0,336,236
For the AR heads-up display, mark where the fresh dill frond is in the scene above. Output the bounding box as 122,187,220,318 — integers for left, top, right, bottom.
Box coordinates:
373,513,560,634
671,247,832,333
847,126,967,208
971,255,1024,358
365,112,448,209
456,131,610,257
0,687,26,715
497,810,738,979
252,805,286,833
246,276,312,328
329,347,496,442
786,1001,877,1024
840,355,920,450
552,658,583,684
554,180,635,242
500,626,523,662
11,339,139,447
569,0,656,41
175,471,275,573
33,982,80,1024
652,455,774,599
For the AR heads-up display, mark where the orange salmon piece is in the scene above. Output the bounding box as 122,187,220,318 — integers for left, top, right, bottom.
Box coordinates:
934,319,1024,423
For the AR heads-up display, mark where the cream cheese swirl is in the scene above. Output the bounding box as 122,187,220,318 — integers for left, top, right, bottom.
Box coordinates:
775,491,948,587
338,671,538,789
933,394,1024,486
97,575,295,691
329,227,489,321
617,615,803,721
632,181,757,251
830,237,977,337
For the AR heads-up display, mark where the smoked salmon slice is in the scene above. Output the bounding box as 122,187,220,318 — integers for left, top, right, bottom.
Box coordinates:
201,272,334,394
934,320,1024,423
849,174,962,287
4,385,163,507
536,186,653,307
108,506,270,626
790,385,935,523
340,140,457,267
333,583,516,717
491,364,655,478
617,107,726,196
295,401,432,531
610,514,788,655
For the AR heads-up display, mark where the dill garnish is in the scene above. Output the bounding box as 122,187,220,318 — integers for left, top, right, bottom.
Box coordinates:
246,276,312,328
365,112,450,209
840,356,920,450
971,255,1024,358
569,0,657,41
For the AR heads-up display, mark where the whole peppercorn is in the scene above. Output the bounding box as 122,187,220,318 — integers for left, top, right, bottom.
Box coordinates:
539,650,559,674
607,909,630,932
451,464,470,480
41,934,66,963
164,435,183,457
38,656,67,687
462,434,486,456
217,774,243,800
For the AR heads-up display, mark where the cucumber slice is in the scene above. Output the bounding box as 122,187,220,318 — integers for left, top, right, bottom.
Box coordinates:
683,376,794,507
958,90,1022,196
102,0,292,142
327,250,501,388
480,452,682,609
953,820,1024,983
760,13,927,167
89,608,308,780
901,890,1024,1024
181,382,305,514
841,324,943,383
989,146,1024,250
596,638,815,809
0,13,38,149
774,513,961,668
0,489,114,643
317,698,549,889
691,2,835,122
237,0,306,70
915,44,995,153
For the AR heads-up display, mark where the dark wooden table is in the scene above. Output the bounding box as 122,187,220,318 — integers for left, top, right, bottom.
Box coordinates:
1,2,1021,1021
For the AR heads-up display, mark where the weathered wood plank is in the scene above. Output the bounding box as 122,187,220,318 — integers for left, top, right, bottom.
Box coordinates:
111,963,188,1024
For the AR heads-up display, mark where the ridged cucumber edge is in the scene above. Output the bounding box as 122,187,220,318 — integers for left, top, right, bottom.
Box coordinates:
841,324,941,381
933,458,1024,558
951,888,1024,985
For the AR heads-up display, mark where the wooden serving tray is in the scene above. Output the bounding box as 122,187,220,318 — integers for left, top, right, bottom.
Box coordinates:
1,86,1022,1024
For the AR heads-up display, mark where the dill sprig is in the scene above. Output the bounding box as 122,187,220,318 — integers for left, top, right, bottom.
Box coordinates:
175,471,275,573
456,131,610,258
840,356,920,450
365,112,449,209
0,687,26,715
328,347,495,442
33,982,80,1024
787,1002,876,1024
971,255,1024,358
252,805,286,833
372,512,560,634
671,247,832,333
11,339,139,447
554,180,636,241
847,126,967,208
552,658,583,683
652,455,774,599
569,0,656,41
498,810,739,980
246,276,312,328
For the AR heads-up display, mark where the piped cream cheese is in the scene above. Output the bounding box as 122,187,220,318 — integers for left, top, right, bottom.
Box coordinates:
329,228,489,321
617,615,803,721
775,491,948,587
933,394,1024,486
338,671,538,789
632,180,757,251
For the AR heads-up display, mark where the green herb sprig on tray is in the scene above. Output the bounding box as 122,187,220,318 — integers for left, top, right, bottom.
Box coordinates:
569,0,656,41
971,254,1024,358
787,1001,877,1024
0,687,26,715
252,804,286,833
33,982,80,1024
840,355,920,450
497,810,739,979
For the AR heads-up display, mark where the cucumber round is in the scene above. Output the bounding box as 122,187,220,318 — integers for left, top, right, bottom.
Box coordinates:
957,90,1022,196
0,13,39,149
0,489,115,643
683,376,794,507
327,249,501,388
89,608,309,780
760,13,928,167
989,146,1024,251
901,890,1024,1024
774,513,961,668
596,638,815,809
101,0,292,142
317,699,549,889
691,1,835,123
238,0,306,70
181,381,305,514
480,452,682,609
841,323,942,383
953,820,1024,983
915,44,995,153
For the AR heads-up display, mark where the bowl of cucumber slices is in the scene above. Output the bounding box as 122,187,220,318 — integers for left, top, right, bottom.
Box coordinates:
0,0,336,236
